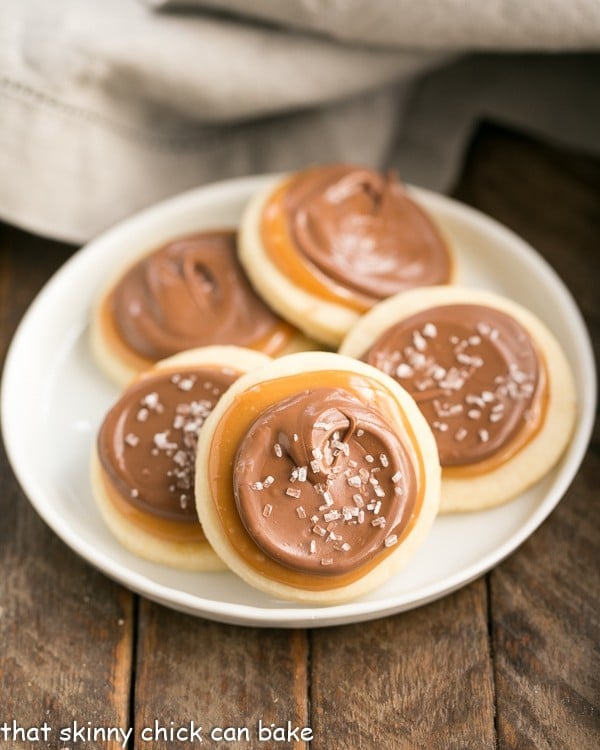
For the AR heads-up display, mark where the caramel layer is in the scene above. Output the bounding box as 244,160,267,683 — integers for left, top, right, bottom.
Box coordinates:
99,465,207,543
208,371,426,591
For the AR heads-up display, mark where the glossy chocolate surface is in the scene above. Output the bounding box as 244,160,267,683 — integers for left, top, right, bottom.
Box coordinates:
364,304,543,466
233,387,417,574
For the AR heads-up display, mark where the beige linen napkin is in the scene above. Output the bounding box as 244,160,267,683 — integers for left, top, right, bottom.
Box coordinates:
0,0,598,242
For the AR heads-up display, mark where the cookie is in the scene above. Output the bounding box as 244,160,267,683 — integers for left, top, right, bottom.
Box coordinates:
339,286,577,511
239,164,454,347
90,229,315,386
195,351,441,604
92,346,271,570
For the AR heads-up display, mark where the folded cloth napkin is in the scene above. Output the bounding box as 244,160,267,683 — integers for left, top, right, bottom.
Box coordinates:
1,0,599,242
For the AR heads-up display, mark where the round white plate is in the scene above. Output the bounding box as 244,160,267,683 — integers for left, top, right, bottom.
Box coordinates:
1,175,595,628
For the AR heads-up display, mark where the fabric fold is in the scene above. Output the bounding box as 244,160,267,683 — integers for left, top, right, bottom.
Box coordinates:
0,0,598,242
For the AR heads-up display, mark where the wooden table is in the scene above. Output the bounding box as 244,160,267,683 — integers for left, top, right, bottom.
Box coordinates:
1,123,598,749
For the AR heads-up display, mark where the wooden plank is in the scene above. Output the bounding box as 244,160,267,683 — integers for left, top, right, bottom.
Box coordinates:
490,467,600,750
455,123,600,750
134,600,310,749
310,579,496,749
0,226,134,750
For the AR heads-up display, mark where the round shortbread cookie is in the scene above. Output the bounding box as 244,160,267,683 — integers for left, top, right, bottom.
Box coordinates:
195,351,441,604
239,165,454,348
90,229,316,386
339,286,577,512
92,345,271,570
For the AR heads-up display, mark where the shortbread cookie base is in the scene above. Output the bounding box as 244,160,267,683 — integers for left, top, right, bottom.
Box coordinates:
195,351,441,604
339,286,577,512
239,180,363,348
92,346,271,570
92,450,225,571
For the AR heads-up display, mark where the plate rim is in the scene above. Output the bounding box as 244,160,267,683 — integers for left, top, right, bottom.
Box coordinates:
1,174,596,628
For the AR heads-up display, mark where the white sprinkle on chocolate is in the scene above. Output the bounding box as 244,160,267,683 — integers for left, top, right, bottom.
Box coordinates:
413,331,427,352
125,433,139,448
466,394,485,408
384,534,398,548
142,392,159,409
177,377,195,392
173,450,187,467
396,363,414,378
423,323,437,338
286,487,301,499
262,504,272,517
332,439,349,456
153,431,178,451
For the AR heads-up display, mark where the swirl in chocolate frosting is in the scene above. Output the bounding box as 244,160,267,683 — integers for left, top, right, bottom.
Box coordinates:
111,231,292,359
98,366,237,523
233,388,417,575
282,165,451,301
363,304,544,466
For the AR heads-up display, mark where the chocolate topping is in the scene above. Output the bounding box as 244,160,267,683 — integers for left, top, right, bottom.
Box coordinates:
283,165,451,301
233,388,417,575
111,230,290,359
364,304,543,466
98,366,237,521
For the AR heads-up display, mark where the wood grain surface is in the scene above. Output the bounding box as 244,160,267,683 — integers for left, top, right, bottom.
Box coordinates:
0,122,598,749
0,235,134,750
